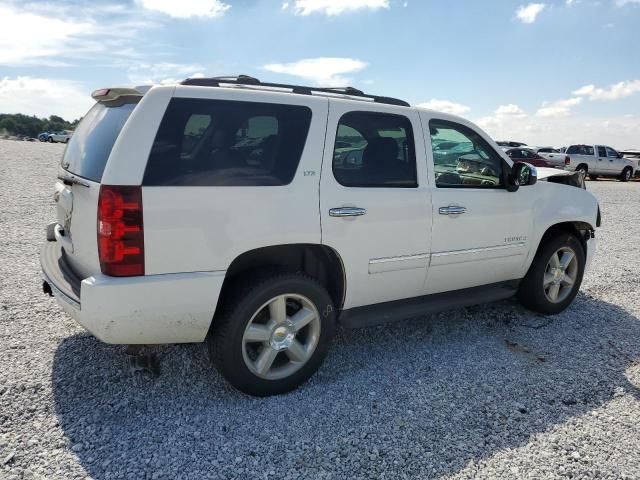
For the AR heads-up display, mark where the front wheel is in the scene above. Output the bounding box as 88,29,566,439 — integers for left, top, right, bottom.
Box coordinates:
47,137,53,143
620,167,632,182
517,233,585,315
208,273,336,396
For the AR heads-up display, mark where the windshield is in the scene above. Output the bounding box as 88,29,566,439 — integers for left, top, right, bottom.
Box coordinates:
61,101,137,182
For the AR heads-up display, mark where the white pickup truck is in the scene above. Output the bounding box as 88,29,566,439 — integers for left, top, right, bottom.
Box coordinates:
564,144,635,181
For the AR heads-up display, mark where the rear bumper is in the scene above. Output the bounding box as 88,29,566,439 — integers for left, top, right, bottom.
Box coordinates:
41,242,225,344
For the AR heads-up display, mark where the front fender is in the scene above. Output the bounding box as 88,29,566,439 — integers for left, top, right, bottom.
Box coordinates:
522,181,598,274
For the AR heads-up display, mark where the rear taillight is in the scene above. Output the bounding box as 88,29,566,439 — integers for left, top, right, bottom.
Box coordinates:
97,185,144,276
565,156,570,165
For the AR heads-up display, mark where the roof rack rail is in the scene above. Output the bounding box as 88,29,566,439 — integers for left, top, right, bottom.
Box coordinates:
179,75,410,107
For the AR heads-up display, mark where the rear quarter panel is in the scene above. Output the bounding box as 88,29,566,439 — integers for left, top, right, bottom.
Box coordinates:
140,87,329,274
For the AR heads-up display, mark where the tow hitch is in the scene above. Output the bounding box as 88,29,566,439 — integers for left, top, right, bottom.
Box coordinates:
42,280,53,297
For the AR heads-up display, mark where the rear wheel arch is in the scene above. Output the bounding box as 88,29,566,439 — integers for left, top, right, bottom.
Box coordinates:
216,244,346,317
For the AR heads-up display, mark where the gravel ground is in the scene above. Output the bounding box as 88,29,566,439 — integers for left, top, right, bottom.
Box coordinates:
1,139,639,480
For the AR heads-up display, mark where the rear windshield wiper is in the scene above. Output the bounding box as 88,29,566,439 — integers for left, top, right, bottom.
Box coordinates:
57,173,90,188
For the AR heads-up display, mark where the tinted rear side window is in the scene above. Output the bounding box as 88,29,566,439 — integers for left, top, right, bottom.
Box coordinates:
143,98,312,186
567,145,594,155
61,102,136,182
332,111,417,188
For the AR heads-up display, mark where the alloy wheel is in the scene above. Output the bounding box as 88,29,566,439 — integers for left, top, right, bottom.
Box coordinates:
543,247,578,303
241,294,321,380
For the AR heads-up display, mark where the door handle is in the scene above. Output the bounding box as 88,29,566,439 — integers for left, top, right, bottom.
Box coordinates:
329,207,367,217
439,205,467,215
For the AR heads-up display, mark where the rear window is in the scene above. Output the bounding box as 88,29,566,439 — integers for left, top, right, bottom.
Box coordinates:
61,102,136,182
143,98,312,186
567,145,594,156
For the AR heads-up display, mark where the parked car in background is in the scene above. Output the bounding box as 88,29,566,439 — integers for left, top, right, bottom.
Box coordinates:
622,149,640,178
497,140,527,147
564,144,635,181
41,76,600,396
502,147,551,168
529,147,566,168
47,130,73,143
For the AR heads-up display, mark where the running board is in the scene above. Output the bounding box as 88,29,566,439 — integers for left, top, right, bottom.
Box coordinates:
338,281,520,329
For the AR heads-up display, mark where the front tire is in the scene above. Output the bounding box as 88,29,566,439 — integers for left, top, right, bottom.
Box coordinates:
47,137,53,143
620,167,632,182
517,233,585,315
208,273,336,396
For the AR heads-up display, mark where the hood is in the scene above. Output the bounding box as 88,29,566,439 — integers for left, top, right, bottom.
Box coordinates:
536,167,572,180
536,167,585,189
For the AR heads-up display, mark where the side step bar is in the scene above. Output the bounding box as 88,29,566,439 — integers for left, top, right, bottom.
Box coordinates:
338,281,520,329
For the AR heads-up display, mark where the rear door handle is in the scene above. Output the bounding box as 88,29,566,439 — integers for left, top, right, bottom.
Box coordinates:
439,205,467,215
329,207,367,217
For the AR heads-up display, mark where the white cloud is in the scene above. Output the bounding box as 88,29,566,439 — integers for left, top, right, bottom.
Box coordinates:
535,97,582,117
0,3,151,67
288,0,389,16
476,104,528,134
476,112,640,150
264,57,367,86
137,0,230,18
516,3,546,23
0,77,93,120
416,99,470,116
495,104,526,116
0,5,92,66
126,62,207,85
572,80,640,100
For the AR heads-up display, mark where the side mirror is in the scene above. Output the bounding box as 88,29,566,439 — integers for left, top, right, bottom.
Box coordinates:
508,161,537,192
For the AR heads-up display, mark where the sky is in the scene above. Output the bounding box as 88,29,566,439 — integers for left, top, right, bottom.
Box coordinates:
0,0,639,148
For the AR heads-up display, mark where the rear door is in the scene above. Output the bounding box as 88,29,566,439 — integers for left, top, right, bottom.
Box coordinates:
55,99,139,278
320,101,431,309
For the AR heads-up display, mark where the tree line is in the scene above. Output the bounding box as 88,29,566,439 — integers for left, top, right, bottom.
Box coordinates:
0,113,81,138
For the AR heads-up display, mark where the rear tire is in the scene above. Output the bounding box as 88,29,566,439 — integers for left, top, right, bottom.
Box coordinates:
208,273,336,396
576,164,588,176
620,167,632,182
517,233,585,315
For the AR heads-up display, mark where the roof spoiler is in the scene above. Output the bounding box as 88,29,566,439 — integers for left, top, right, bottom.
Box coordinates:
91,87,144,106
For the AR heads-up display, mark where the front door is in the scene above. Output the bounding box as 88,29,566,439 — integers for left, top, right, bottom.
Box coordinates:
421,115,536,295
595,145,609,174
606,146,624,174
320,101,432,309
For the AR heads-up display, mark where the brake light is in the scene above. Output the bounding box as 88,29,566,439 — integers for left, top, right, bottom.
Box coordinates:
91,88,110,99
97,185,144,276
565,156,570,165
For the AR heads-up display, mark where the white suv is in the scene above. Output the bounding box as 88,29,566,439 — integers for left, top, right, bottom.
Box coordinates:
41,76,600,396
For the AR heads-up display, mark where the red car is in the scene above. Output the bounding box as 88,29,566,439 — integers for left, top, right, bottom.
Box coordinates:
504,148,550,168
